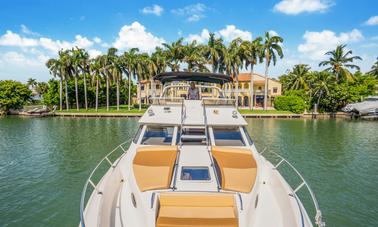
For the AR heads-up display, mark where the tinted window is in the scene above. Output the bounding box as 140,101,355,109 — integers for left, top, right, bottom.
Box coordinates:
213,127,245,146
133,126,143,144
242,126,254,145
141,126,174,145
181,167,210,180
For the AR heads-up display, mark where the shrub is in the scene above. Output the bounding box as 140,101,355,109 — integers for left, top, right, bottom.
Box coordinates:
0,80,32,112
133,103,149,109
274,95,305,114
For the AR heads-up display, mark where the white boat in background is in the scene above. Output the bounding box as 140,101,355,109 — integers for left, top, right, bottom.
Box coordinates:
79,72,325,227
343,96,378,116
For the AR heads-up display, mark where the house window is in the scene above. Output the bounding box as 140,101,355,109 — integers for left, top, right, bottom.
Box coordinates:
273,87,278,93
141,85,144,90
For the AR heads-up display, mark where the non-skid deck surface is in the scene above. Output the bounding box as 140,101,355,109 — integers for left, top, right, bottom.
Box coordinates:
156,193,238,227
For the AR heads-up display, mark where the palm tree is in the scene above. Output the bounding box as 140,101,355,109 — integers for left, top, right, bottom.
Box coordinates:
224,38,243,107
206,33,225,73
319,44,362,81
26,78,37,89
122,48,139,110
135,53,150,111
163,38,184,72
312,71,335,110
46,58,63,110
286,64,311,90
241,37,263,109
59,50,73,110
183,41,208,72
90,57,102,111
150,47,167,97
261,32,283,110
72,47,90,110
368,57,378,79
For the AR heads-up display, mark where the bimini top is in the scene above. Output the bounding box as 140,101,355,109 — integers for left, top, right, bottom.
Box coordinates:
153,72,233,85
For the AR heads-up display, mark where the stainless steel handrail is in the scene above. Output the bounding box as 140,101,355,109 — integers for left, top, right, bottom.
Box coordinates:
202,97,236,106
161,84,225,98
150,97,184,105
79,139,132,227
202,100,221,191
260,149,325,227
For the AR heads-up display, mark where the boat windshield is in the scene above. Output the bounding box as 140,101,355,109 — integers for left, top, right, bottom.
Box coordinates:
140,125,175,145
160,82,225,99
212,127,245,146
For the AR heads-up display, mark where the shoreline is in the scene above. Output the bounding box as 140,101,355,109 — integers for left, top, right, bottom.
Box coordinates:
51,111,351,119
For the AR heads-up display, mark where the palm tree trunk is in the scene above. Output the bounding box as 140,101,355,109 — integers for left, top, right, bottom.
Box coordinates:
138,79,141,111
95,78,99,112
74,76,79,111
65,79,69,110
128,72,131,111
106,75,109,112
83,73,88,110
116,79,120,111
235,73,239,108
249,65,254,110
59,77,63,111
264,59,269,110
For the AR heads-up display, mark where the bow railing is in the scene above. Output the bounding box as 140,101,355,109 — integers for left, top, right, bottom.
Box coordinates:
79,139,132,227
260,149,325,227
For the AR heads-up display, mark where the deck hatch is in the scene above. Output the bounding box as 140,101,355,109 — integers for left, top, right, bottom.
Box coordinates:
180,167,210,181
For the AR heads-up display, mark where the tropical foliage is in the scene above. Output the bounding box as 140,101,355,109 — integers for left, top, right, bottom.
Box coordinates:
44,32,283,111
0,80,32,112
280,59,377,113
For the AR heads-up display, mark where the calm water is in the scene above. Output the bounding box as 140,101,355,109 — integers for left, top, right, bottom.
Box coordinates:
0,117,377,227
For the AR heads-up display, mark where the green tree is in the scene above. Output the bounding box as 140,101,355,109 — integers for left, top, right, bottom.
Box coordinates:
286,64,311,90
163,38,184,72
224,38,243,107
122,48,139,110
261,32,284,110
368,57,378,79
0,80,32,113
319,44,362,81
183,41,208,72
26,78,37,89
241,37,263,109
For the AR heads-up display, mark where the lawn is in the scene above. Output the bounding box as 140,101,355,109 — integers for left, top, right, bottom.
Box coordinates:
56,105,293,115
238,109,294,114
57,105,146,114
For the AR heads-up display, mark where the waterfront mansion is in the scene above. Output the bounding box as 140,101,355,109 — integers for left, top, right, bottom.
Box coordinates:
137,73,282,108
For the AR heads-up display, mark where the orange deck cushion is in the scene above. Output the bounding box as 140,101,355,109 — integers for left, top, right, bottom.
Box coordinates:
157,193,238,227
212,146,257,193
133,146,177,192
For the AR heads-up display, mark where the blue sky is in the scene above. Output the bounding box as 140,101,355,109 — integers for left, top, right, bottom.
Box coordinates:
1,0,378,82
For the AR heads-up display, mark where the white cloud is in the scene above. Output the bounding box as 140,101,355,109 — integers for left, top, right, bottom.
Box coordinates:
364,16,378,26
1,51,44,67
73,35,93,49
218,25,252,42
172,3,208,22
298,29,363,60
0,30,94,53
93,37,102,43
186,29,210,44
112,21,165,53
269,30,279,36
0,30,39,47
141,5,164,16
20,24,40,36
88,49,102,58
273,0,333,15
185,25,252,44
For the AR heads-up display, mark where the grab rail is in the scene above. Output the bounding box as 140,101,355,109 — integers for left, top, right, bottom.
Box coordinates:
202,100,221,191
260,149,325,227
79,139,132,227
150,97,184,105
